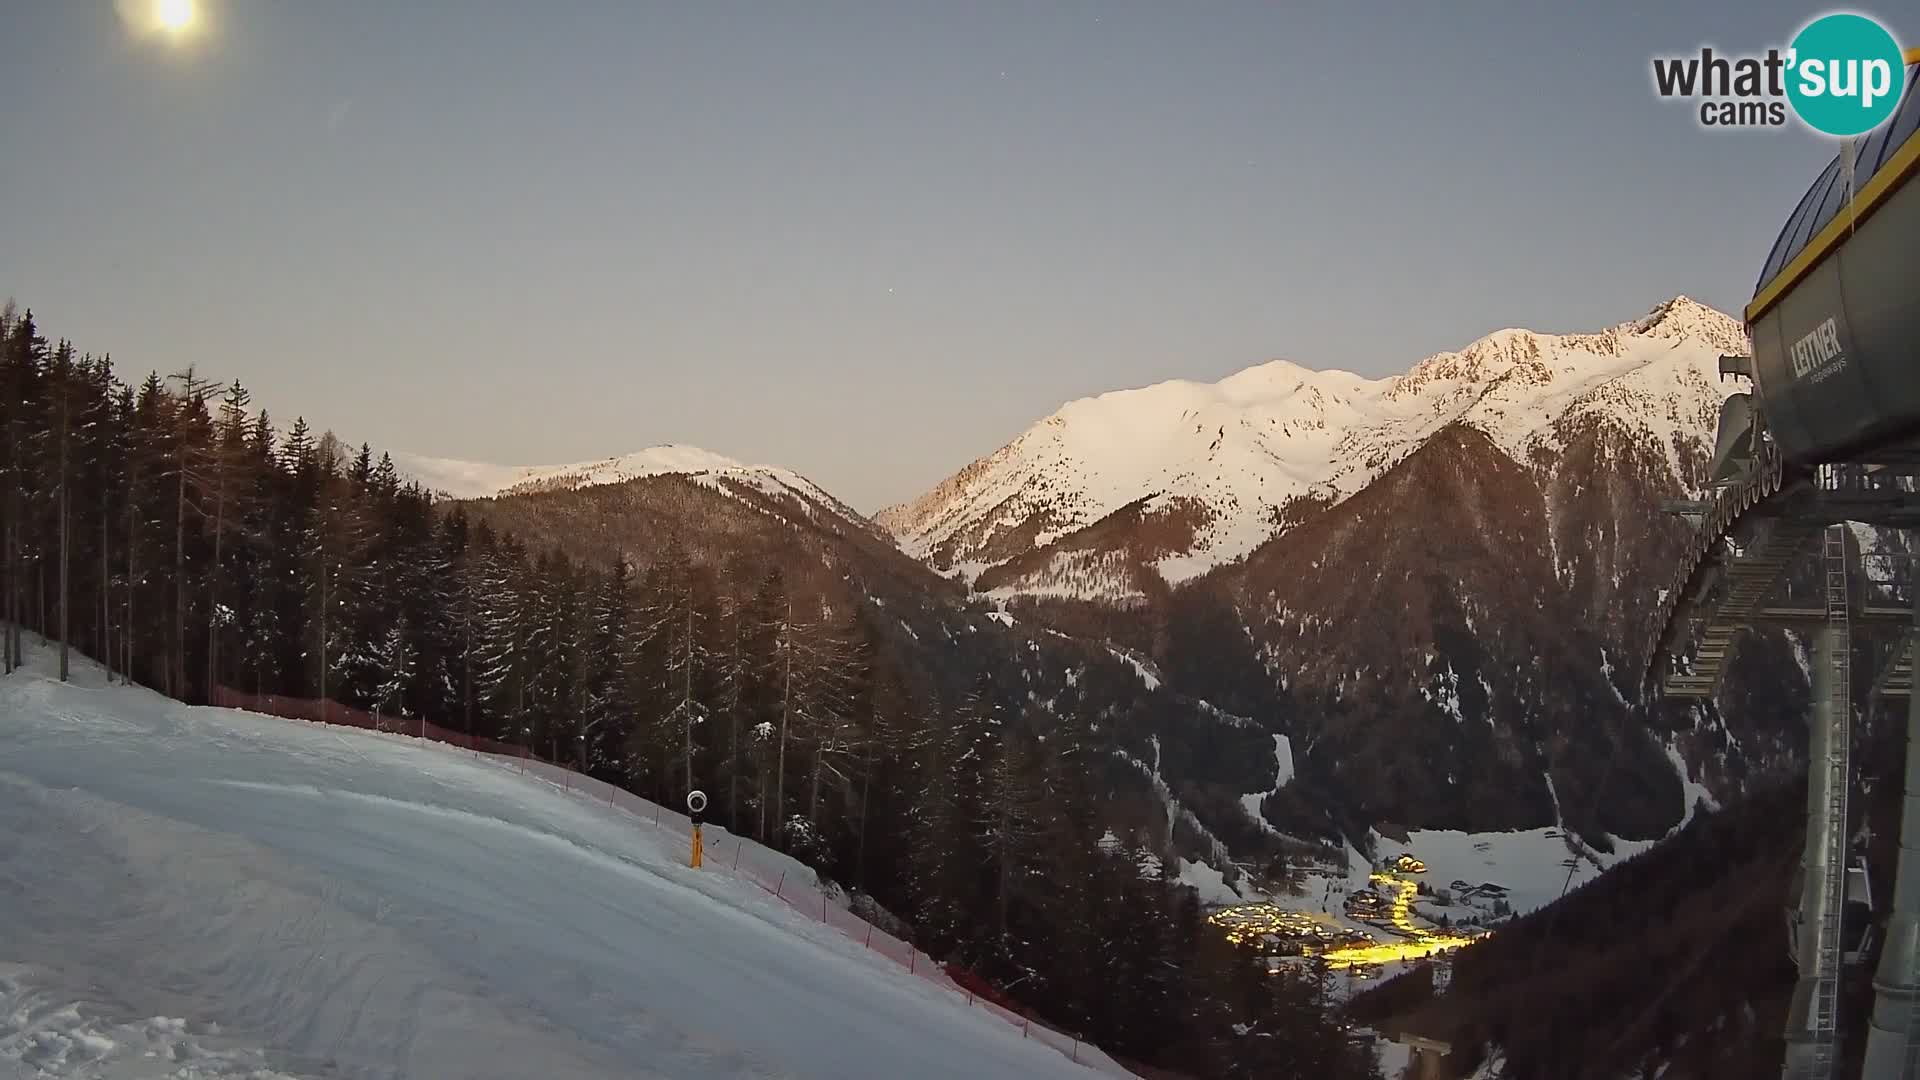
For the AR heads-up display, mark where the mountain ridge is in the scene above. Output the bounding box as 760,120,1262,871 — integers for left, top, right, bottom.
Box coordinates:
877,295,1743,602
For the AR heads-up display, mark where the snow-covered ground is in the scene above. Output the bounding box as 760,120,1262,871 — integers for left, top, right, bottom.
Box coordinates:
1238,734,1293,834
0,643,1106,1080
1174,858,1244,907
1371,827,1659,917
1373,1034,1412,1078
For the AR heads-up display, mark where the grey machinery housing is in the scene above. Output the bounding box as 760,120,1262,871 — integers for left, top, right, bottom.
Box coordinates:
1736,75,1920,471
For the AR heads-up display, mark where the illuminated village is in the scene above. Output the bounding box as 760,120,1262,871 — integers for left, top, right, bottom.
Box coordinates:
1206,851,1490,975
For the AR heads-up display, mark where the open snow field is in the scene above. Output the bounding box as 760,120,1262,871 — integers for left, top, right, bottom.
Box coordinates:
0,643,1102,1079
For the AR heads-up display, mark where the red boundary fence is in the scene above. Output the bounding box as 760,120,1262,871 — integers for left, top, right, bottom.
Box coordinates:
209,686,1133,1077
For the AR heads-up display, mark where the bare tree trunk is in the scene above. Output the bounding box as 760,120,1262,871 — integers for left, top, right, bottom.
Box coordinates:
101,509,111,679
174,455,186,699
206,469,224,698
856,748,874,889
124,458,138,687
318,557,329,718
55,374,70,682
807,740,824,828
775,595,792,845
15,523,23,669
5,400,20,673
995,798,1013,937
683,595,694,799
2,522,11,676
462,577,473,736
728,685,741,832
2,518,12,675
759,757,770,842
56,495,68,680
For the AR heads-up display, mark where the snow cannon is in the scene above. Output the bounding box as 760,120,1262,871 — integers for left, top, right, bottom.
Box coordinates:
687,790,707,869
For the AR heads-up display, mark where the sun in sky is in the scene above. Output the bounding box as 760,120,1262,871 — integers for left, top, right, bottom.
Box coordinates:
155,0,195,32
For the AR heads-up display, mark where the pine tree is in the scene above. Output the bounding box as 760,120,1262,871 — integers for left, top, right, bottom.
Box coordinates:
581,558,635,773
167,367,216,700
300,436,370,712
984,719,1050,949
1,309,48,672
48,340,76,680
374,615,416,720
203,378,255,696
474,536,534,744
444,514,487,736
75,355,122,680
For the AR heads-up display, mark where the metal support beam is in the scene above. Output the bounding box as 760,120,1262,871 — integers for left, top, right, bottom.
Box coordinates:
1783,526,1852,1080
1863,582,1920,1078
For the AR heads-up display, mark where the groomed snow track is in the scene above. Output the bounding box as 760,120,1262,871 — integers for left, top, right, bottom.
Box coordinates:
0,640,1126,1080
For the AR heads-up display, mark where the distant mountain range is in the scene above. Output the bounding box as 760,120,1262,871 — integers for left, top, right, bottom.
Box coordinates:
397,296,1801,880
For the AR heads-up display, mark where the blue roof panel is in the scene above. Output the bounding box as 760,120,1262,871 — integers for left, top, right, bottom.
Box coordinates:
1754,68,1920,298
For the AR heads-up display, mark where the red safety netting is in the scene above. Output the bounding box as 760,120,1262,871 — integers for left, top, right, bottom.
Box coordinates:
211,687,533,759
209,685,1131,1075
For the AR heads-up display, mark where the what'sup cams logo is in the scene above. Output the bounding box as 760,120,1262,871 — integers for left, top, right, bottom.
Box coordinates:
1652,12,1909,136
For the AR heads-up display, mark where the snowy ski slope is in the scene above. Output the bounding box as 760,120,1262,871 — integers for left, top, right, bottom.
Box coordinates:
0,643,1107,1080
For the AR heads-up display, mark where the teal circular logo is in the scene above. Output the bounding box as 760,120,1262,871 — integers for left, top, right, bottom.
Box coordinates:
1786,13,1906,136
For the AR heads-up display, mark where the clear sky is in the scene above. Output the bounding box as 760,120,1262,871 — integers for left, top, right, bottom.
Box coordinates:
0,2,1899,510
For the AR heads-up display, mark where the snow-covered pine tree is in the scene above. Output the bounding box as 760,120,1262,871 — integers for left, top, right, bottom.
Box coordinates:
298,434,371,712
473,536,534,744
166,367,216,701
373,615,416,719
202,379,259,698
983,717,1050,948
1,311,48,673
578,557,635,774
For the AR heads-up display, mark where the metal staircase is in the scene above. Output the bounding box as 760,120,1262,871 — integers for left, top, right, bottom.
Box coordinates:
1811,523,1853,1078
1665,517,1823,697
1878,634,1916,701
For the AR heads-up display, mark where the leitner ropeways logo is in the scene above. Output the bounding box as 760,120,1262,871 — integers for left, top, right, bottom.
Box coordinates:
1652,11,1907,135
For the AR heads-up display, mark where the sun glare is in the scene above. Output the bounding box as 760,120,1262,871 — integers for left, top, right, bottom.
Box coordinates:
155,0,194,33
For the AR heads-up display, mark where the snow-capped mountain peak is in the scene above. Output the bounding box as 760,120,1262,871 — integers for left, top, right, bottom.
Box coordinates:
1626,294,1749,353
878,296,1744,600
392,444,750,500
391,443,871,528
